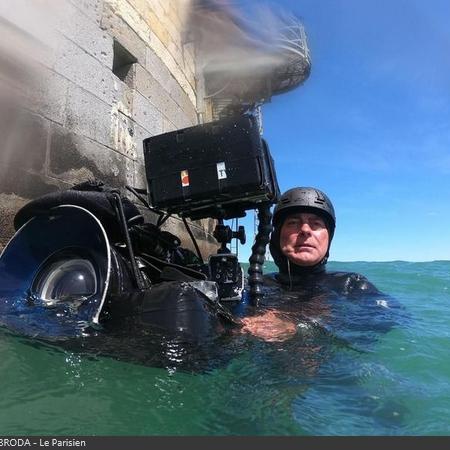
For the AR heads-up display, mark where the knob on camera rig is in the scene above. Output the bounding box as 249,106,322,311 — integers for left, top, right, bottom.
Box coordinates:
213,223,246,253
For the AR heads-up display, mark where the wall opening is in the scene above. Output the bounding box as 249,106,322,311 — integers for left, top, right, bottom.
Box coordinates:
112,40,137,86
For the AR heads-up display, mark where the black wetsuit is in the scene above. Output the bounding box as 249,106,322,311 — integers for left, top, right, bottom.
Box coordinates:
263,264,381,298
248,261,404,349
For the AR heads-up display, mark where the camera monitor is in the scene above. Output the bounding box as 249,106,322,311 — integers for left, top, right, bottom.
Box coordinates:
143,115,279,220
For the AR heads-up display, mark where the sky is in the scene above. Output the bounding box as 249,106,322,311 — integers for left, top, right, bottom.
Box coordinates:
232,0,450,262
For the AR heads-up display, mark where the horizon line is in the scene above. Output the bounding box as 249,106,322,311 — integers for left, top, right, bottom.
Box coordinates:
238,259,450,264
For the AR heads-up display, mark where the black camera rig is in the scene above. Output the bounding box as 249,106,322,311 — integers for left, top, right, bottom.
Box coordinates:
0,115,279,340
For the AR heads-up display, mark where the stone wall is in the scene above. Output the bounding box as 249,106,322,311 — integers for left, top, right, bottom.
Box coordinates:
0,0,217,257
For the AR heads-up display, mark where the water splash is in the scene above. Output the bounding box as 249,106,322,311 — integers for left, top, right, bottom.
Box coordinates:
185,0,311,117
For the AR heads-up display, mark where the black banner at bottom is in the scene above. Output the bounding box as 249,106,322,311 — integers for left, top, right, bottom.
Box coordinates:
0,436,449,450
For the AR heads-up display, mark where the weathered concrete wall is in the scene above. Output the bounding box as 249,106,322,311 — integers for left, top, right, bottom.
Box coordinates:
0,0,217,256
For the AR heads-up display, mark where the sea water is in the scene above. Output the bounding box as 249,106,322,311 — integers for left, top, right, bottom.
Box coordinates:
0,261,449,436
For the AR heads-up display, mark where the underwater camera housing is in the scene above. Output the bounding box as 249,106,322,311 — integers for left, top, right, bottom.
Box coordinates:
0,115,279,341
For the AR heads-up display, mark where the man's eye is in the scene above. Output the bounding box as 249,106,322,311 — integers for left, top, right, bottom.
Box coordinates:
312,221,325,228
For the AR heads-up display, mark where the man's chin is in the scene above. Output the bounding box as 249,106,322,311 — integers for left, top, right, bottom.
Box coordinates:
287,255,319,267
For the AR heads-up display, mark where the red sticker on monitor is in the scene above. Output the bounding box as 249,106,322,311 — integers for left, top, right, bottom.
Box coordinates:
181,170,190,187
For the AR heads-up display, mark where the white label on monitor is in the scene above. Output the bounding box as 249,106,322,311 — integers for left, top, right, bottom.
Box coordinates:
216,162,227,180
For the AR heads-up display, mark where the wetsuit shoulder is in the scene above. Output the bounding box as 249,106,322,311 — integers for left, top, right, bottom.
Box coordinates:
325,271,382,296
262,270,382,297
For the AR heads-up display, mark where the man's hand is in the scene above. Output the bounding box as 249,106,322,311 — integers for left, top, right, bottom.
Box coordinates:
240,310,297,342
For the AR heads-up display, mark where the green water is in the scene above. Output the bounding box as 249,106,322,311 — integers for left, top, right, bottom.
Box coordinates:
1,261,449,435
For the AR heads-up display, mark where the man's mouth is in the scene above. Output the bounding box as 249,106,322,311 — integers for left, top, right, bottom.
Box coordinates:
295,243,314,250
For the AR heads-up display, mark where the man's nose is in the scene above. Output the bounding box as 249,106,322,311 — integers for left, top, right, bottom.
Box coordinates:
299,222,312,234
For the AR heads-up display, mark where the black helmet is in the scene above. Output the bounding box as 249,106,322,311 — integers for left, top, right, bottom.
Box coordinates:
273,187,335,236
269,187,336,272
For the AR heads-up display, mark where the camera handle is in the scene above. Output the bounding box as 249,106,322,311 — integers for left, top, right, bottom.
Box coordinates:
248,203,272,306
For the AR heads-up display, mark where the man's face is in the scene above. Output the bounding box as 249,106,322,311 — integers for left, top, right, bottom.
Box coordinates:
279,212,330,267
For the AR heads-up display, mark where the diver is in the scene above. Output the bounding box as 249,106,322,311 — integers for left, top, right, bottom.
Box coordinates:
266,186,380,293
240,187,395,342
